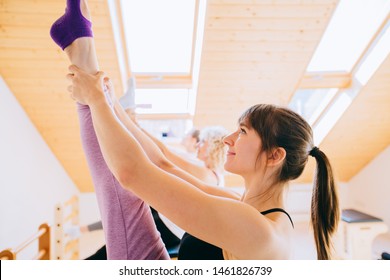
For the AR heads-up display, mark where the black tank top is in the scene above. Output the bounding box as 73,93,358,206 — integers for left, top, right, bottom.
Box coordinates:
178,208,294,260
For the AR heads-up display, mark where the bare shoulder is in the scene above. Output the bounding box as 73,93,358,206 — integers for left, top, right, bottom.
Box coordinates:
223,212,293,260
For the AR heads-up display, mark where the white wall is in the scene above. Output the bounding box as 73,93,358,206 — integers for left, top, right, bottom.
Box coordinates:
346,145,390,229
285,182,350,259
285,182,349,222
0,76,79,259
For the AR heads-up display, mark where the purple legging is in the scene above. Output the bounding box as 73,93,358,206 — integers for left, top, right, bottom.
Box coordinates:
77,103,169,260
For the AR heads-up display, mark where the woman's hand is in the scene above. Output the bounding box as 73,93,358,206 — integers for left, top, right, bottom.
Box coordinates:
66,64,106,106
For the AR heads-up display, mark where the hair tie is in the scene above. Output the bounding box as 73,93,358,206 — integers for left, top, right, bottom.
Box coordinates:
309,146,320,157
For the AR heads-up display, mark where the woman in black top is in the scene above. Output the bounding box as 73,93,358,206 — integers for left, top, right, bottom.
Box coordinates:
57,0,340,259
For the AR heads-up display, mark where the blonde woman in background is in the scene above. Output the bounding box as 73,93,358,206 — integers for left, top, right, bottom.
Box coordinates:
146,126,228,187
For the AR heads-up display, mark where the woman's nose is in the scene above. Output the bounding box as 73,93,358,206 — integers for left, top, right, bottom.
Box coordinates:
223,132,236,146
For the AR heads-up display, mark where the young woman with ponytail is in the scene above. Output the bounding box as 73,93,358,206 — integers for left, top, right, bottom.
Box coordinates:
236,105,340,260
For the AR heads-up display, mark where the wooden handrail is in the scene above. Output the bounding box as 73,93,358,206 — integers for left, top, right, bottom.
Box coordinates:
38,223,50,260
14,227,47,254
32,249,46,260
0,250,16,260
0,223,50,260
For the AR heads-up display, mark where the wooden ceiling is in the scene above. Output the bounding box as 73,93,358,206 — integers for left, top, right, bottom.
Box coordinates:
1,0,389,192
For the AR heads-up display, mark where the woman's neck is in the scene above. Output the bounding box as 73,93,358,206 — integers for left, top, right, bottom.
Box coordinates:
242,176,285,211
204,158,213,170
204,160,222,176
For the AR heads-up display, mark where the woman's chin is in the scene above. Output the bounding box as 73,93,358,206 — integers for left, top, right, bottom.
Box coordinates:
224,162,235,174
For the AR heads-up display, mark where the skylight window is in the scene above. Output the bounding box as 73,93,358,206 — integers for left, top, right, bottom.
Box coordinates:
120,0,196,74
289,89,338,125
291,0,390,146
307,0,390,72
313,91,354,146
355,21,390,85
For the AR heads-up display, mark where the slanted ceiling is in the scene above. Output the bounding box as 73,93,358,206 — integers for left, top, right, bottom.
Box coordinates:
1,0,389,192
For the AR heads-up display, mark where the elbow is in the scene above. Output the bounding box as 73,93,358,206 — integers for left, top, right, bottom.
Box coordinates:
156,157,175,172
116,158,155,190
116,165,138,190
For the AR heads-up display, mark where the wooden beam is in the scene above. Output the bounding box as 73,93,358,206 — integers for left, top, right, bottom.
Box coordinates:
135,75,193,88
300,72,352,89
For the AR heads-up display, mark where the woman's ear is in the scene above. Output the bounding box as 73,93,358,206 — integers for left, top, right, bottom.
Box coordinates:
267,147,286,167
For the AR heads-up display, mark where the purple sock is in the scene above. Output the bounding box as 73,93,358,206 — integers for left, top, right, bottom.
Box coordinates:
50,0,93,50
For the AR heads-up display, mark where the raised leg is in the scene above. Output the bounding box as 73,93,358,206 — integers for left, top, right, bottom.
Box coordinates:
77,104,168,259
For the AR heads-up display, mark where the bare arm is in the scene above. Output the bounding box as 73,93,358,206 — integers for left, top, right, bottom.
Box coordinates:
139,125,215,183
112,93,168,168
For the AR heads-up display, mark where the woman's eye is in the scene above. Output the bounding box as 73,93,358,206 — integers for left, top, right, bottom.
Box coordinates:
239,128,246,134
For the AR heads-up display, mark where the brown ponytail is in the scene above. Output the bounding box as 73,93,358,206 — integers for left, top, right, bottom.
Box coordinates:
240,104,340,260
310,147,340,260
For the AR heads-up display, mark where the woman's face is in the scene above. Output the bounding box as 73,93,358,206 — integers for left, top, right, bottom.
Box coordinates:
223,122,263,176
196,139,209,162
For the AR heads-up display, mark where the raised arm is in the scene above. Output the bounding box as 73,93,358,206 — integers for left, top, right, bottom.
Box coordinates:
139,124,217,183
